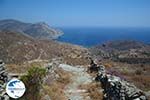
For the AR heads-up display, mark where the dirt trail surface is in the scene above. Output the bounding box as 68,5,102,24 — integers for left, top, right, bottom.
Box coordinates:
59,64,93,100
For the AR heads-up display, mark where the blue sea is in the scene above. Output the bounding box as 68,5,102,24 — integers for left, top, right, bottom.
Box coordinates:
57,27,150,47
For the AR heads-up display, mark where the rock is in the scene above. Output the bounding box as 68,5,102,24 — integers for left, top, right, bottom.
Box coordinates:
140,96,147,100
93,62,148,100
43,95,51,100
0,60,10,100
145,91,150,97
88,59,103,73
45,58,61,72
3,94,9,100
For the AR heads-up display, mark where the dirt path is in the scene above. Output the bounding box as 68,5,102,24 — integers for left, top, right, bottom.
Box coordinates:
59,64,93,100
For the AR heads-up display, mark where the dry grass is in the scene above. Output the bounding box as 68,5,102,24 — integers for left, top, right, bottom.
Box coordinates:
6,64,29,73
130,75,150,91
42,68,72,100
7,62,72,100
79,82,103,100
55,68,72,85
6,61,47,73
103,60,150,91
42,82,67,100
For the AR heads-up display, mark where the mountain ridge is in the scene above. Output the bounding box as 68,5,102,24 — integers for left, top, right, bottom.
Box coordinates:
0,19,63,40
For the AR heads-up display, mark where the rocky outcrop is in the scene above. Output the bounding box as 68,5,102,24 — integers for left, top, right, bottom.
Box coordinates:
89,60,148,100
0,60,10,100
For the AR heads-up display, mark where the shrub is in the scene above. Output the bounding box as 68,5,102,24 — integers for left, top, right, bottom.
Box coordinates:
20,66,46,100
135,69,142,75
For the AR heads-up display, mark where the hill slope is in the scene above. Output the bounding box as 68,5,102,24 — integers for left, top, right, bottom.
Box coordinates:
90,40,150,63
0,31,90,65
0,19,63,39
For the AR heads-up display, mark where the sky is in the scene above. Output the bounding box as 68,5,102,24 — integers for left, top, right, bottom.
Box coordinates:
0,0,150,27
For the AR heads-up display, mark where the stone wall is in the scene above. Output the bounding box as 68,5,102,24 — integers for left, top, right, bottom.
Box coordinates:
0,60,10,100
90,62,148,100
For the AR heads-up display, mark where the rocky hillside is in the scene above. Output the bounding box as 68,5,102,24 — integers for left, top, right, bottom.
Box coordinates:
90,40,150,64
0,19,63,39
90,40,150,97
0,31,90,65
2,57,149,100
89,62,148,100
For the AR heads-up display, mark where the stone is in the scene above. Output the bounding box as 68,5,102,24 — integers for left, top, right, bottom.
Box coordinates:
43,95,51,100
0,60,10,100
94,63,147,100
140,96,147,100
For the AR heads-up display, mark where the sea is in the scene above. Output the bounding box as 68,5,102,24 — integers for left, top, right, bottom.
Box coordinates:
57,27,150,47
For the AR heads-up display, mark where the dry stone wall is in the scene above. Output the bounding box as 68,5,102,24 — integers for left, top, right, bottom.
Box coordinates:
89,61,148,100
96,73,147,100
0,60,10,100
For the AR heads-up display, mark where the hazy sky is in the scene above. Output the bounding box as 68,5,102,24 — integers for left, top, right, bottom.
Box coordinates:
0,0,150,27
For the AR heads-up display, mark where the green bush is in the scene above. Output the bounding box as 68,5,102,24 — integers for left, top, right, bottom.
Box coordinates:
20,66,46,100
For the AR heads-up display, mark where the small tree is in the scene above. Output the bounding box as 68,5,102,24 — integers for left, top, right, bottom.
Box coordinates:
20,66,46,100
